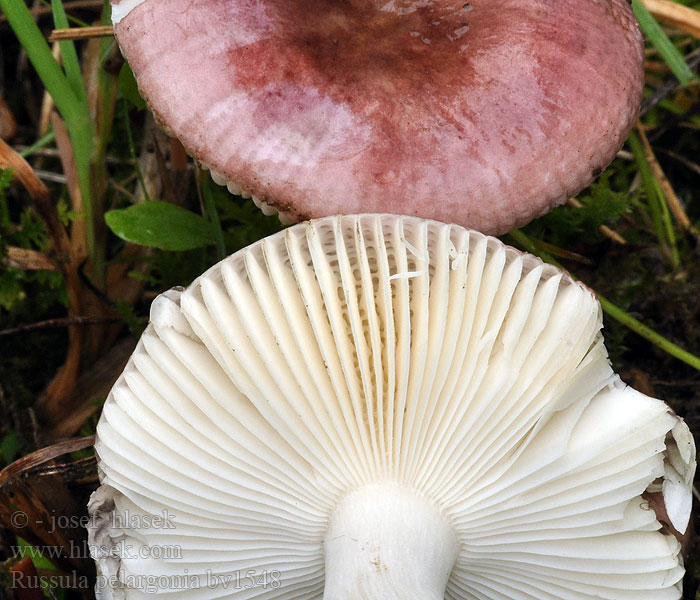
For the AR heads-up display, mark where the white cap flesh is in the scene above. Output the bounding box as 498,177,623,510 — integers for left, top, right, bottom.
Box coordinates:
88,214,695,600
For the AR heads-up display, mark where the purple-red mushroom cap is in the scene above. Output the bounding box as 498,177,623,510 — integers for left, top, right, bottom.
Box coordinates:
110,0,644,234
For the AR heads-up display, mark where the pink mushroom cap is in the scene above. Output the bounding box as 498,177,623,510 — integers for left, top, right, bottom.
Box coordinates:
111,0,644,234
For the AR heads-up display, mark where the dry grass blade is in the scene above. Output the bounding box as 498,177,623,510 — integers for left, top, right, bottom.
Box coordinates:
567,197,628,244
0,316,121,338
51,113,86,261
0,138,69,258
0,95,18,140
48,25,114,42
532,238,593,264
170,137,189,172
641,47,700,115
45,338,137,441
35,116,92,427
8,558,46,600
635,124,700,244
0,437,95,479
658,147,700,178
0,130,99,431
38,43,62,138
37,329,84,430
0,438,97,577
642,0,700,39
3,246,60,271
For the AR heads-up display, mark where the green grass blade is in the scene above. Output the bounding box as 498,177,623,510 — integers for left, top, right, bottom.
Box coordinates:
627,131,663,235
632,0,699,86
2,0,97,275
651,176,678,267
0,0,82,125
122,101,150,202
597,294,700,371
628,130,679,267
200,174,227,260
19,131,56,158
51,0,88,106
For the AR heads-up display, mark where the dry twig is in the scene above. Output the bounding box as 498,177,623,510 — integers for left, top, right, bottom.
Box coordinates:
48,25,114,42
0,316,121,338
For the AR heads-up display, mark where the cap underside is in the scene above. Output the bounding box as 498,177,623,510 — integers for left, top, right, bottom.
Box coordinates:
89,215,693,600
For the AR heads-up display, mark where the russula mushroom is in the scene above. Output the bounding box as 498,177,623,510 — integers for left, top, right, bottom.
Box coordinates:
110,0,644,234
88,214,695,599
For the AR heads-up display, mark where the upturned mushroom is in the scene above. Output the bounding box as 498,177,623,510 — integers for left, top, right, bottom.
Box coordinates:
110,0,644,234
89,214,694,599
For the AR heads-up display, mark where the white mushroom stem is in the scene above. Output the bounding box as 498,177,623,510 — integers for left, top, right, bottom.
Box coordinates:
324,483,458,599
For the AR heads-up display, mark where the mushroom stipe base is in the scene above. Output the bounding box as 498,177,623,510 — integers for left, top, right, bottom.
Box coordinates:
324,483,458,599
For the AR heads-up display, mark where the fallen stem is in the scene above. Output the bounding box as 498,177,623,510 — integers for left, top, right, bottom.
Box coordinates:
0,316,121,338
597,296,700,371
49,25,114,41
18,131,56,159
508,229,700,373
